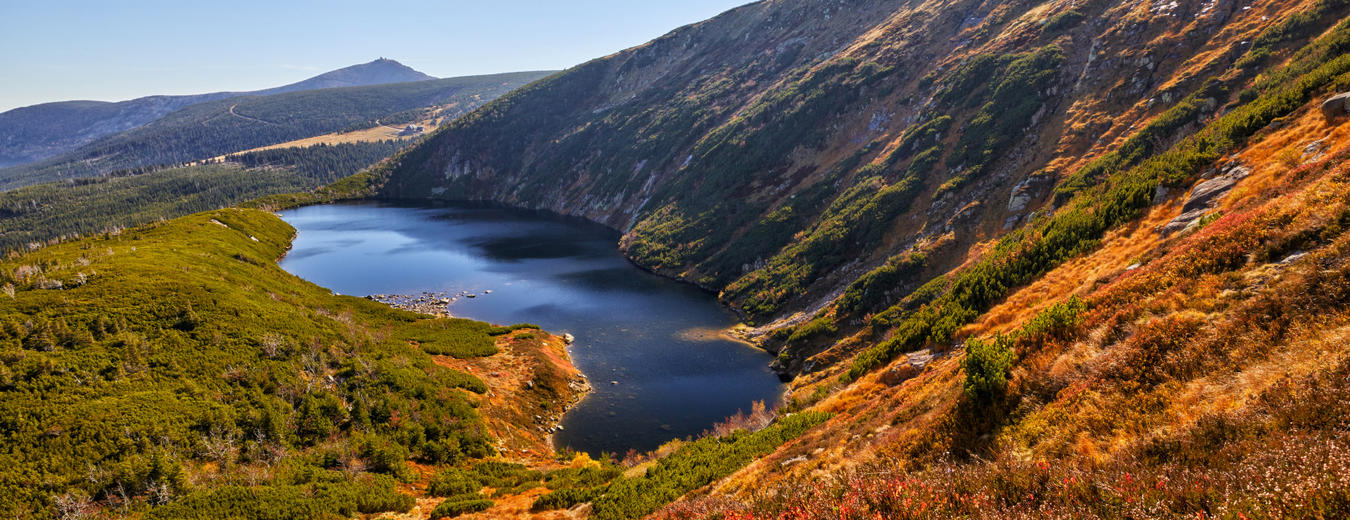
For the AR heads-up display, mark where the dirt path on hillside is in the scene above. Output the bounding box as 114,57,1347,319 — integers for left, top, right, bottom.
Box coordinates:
227,104,281,126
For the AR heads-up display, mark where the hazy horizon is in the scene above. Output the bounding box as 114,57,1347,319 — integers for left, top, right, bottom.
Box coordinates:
0,0,751,112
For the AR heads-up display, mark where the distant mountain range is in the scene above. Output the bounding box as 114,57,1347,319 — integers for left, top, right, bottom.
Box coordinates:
0,58,436,168
0,68,554,190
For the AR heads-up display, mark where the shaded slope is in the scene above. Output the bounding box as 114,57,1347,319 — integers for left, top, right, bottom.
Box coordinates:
383,0,1350,341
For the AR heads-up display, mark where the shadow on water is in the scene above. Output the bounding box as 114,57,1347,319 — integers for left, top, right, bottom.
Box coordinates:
277,201,784,456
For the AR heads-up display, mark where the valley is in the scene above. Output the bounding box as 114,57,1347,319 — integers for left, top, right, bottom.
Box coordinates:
276,202,784,457
4,0,1350,517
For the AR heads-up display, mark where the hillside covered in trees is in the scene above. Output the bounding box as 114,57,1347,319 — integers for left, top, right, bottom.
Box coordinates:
0,70,553,190
0,58,437,169
0,140,408,252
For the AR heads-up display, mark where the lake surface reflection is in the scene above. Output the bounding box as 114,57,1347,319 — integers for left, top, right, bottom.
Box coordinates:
277,202,784,456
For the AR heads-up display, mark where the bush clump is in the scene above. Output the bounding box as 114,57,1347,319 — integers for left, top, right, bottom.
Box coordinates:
963,336,1015,403
429,498,493,519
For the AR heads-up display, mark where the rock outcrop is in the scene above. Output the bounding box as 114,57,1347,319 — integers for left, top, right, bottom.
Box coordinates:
1321,92,1350,121
1160,164,1251,235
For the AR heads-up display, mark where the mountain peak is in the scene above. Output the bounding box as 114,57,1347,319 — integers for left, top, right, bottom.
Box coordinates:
258,58,436,96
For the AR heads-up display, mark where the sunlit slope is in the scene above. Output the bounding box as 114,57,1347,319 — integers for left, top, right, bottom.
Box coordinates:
374,0,1350,516
649,14,1350,519
0,207,584,518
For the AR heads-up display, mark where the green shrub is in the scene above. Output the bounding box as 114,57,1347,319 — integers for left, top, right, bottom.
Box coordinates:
1042,9,1085,34
533,487,604,511
354,474,417,514
471,460,543,493
428,468,482,497
1019,296,1087,343
397,319,498,357
359,434,414,481
590,412,831,520
487,323,541,335
543,464,623,489
787,316,838,343
146,473,413,520
963,336,1015,403
429,498,493,519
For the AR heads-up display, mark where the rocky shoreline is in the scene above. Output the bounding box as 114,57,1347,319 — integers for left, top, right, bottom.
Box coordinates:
366,290,593,454
544,374,593,437
366,289,494,316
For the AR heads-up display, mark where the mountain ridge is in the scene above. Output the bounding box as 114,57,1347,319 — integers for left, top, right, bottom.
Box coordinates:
0,58,436,168
381,0,1349,331
0,69,555,189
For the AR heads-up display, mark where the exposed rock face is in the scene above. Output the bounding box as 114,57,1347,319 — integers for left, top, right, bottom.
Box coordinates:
1321,92,1350,121
1008,175,1052,212
1185,166,1251,213
1160,165,1251,235
1303,139,1326,161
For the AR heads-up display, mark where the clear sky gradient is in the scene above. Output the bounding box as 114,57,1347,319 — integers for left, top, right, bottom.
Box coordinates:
0,0,752,112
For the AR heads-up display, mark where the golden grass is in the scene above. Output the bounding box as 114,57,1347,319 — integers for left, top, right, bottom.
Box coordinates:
433,331,584,466
194,102,467,164
696,87,1350,510
964,198,1176,338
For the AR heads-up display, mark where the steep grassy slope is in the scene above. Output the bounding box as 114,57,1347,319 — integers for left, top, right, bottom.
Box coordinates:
661,92,1350,520
0,58,435,168
0,208,588,518
384,0,1350,367
0,70,554,190
625,11,1350,519
369,0,1350,517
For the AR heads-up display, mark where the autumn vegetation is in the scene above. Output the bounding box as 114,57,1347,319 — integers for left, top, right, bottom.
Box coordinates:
0,209,505,517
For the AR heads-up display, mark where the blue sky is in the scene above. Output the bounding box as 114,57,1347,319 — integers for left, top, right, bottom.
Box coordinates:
0,0,752,112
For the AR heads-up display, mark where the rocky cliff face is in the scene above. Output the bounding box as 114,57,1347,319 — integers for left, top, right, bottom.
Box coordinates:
383,0,1350,377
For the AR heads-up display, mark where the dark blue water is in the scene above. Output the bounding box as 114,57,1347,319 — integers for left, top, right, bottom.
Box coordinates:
277,202,783,456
